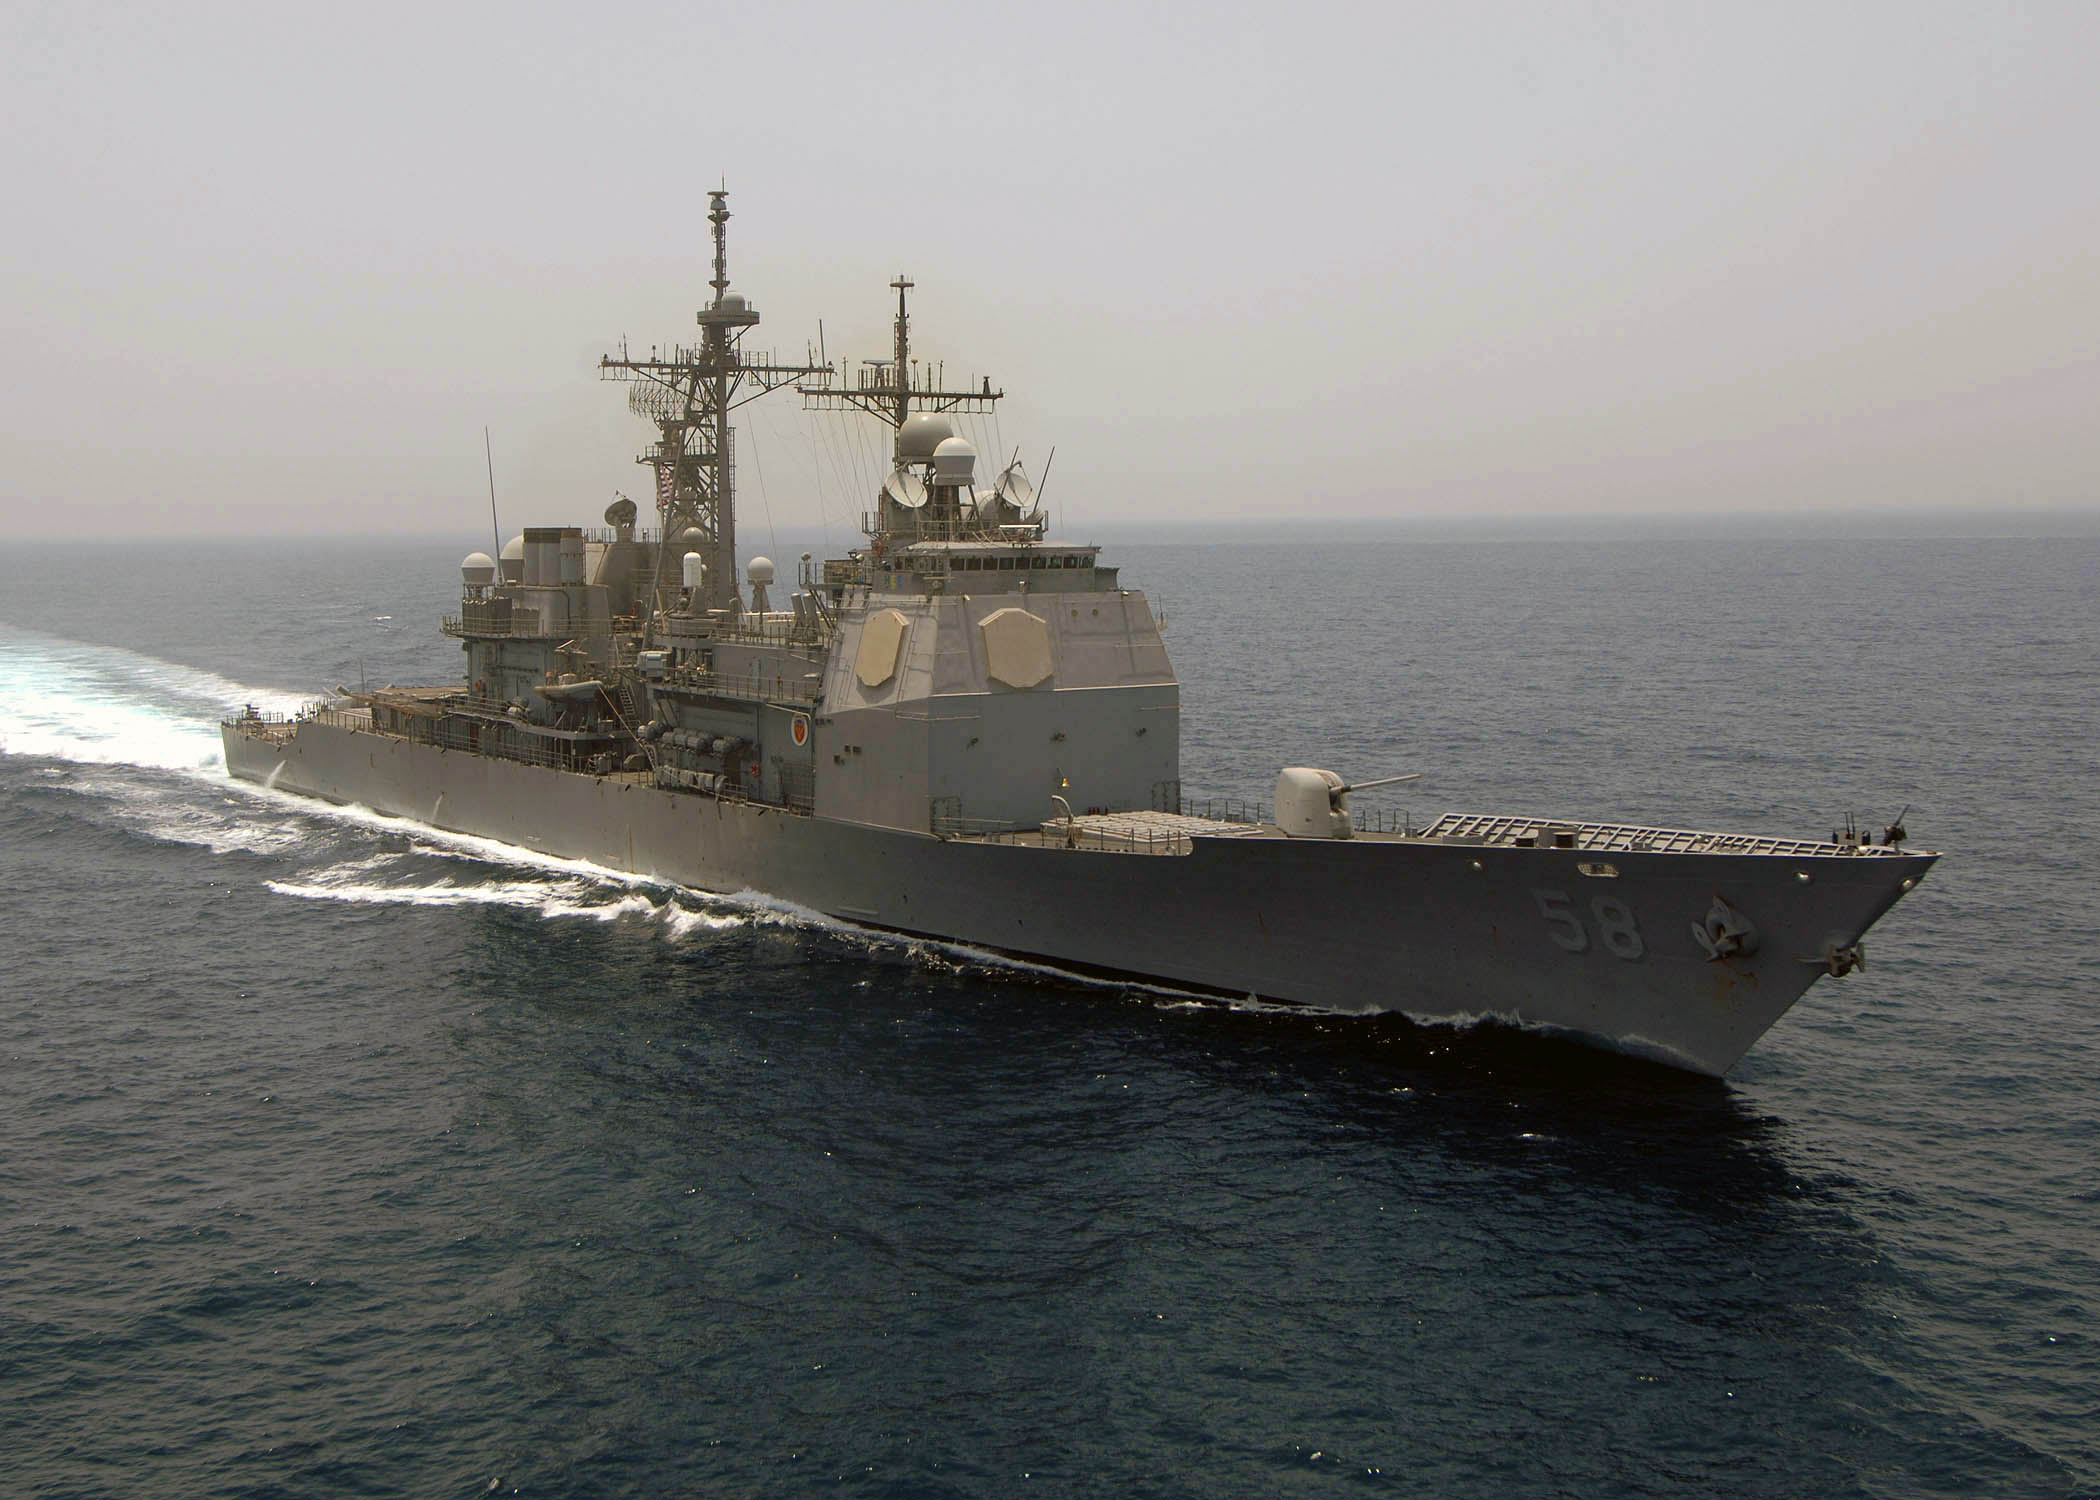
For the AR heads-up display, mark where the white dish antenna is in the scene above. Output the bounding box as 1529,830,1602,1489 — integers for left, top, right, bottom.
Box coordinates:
882,466,929,509
996,460,1035,511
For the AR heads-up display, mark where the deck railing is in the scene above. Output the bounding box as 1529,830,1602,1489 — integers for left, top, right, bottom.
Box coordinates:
960,824,1203,856
657,664,824,706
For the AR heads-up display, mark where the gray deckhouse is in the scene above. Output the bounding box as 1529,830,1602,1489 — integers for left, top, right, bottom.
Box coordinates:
424,191,1175,835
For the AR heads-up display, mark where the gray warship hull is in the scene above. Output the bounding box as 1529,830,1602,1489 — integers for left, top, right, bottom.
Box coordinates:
220,193,1938,1076
224,714,1934,1076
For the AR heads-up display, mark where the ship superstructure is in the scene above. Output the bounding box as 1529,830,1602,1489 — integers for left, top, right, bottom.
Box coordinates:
224,194,1938,1076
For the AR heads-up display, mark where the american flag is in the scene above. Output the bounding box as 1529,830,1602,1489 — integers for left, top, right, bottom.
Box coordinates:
657,464,675,506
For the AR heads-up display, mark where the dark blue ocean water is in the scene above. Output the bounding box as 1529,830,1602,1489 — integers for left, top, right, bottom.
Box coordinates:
2,525,2096,1497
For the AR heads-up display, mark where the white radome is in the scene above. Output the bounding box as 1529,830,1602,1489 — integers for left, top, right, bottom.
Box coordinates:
932,436,977,486
896,413,956,460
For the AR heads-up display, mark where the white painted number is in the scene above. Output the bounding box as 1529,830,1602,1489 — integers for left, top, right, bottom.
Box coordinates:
1532,889,1645,961
1534,889,1589,953
1591,895,1645,960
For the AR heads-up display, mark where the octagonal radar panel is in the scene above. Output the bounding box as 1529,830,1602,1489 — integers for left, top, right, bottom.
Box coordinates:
981,607,1052,689
856,609,911,688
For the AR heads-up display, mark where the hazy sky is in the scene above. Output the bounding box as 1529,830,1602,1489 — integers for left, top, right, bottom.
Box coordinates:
5,1,2097,539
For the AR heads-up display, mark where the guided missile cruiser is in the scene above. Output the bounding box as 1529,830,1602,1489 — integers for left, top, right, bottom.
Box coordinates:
224,192,1937,1076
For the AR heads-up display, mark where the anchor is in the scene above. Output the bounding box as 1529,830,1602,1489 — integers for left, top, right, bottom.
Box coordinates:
1691,895,1759,961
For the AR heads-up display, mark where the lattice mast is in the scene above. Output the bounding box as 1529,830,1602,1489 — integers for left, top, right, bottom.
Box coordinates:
800,276,1003,454
599,190,826,619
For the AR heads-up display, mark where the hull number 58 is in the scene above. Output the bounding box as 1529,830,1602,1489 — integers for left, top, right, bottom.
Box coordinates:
1533,889,1645,960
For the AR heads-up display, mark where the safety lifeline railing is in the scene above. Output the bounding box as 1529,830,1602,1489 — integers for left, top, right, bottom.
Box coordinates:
958,824,1203,856
1163,794,1268,827
441,613,576,640
1414,812,1904,857
657,664,823,705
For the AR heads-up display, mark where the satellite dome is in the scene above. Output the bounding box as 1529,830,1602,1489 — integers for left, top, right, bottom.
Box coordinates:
680,526,705,544
932,435,977,486
896,413,956,461
461,552,496,586
746,556,776,585
499,534,525,561
720,292,748,313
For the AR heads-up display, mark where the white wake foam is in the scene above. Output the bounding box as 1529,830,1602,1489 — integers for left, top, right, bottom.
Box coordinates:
265,873,614,913
0,630,1349,1006
68,774,316,856
264,858,761,934
0,625,308,773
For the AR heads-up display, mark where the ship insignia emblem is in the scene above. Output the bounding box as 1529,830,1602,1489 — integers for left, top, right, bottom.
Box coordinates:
791,714,809,747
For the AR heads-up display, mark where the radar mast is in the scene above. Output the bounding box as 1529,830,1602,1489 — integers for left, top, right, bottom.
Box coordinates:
800,275,1003,451
801,277,1010,543
599,190,827,622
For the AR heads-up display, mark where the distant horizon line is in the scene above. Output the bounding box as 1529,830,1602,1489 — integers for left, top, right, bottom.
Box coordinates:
9,501,2099,545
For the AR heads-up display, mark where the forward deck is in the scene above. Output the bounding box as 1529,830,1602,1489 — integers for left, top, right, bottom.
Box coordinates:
948,807,1918,859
